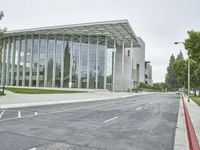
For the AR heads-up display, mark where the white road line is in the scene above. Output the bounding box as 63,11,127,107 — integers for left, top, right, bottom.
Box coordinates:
0,99,138,122
135,106,142,111
104,116,118,123
34,112,38,115
18,110,21,118
29,148,37,150
0,110,5,119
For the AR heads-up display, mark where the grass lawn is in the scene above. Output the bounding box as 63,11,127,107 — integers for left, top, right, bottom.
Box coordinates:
191,95,200,107
0,90,5,96
4,87,86,94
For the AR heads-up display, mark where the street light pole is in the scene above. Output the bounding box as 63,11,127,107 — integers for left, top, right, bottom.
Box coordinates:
174,42,190,102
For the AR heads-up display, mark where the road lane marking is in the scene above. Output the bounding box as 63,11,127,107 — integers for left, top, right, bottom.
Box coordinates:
104,116,118,123
29,148,37,150
34,112,38,115
18,110,21,118
136,106,142,111
0,100,150,122
0,110,5,119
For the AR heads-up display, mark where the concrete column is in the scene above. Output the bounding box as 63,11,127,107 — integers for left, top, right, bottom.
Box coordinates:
86,36,90,89
95,36,99,89
122,39,125,92
1,38,6,85
60,35,65,88
29,35,34,87
104,36,107,89
36,35,41,87
69,36,73,88
22,35,27,86
16,36,21,86
6,37,11,86
44,35,48,87
52,35,56,87
10,37,15,86
112,39,116,92
131,39,133,84
78,35,81,88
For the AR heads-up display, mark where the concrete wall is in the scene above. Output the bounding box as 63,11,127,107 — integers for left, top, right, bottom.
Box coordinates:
114,46,132,92
132,37,145,83
114,46,123,92
113,37,146,92
124,48,133,91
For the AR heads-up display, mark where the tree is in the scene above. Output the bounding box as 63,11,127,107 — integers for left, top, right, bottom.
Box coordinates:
165,54,177,90
184,31,200,62
184,31,200,96
173,52,187,89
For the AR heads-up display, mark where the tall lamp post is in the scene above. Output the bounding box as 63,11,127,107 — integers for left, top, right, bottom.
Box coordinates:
174,42,190,102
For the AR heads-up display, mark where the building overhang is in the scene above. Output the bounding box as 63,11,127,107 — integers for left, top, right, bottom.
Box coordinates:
4,20,140,47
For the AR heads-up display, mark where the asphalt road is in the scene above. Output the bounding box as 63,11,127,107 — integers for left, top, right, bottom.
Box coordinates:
0,93,180,150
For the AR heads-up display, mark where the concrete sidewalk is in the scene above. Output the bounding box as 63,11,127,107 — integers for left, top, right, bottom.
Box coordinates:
0,90,151,109
186,96,200,145
174,97,188,150
174,95,200,150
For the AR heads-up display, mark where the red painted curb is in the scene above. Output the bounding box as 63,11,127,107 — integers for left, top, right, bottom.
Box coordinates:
181,95,200,150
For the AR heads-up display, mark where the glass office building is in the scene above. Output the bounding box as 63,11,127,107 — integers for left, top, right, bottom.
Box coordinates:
0,20,141,91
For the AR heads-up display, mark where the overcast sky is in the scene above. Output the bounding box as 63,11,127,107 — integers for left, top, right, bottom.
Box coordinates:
1,0,200,82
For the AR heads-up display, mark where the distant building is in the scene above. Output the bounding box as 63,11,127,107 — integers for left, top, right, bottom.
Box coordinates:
0,20,150,92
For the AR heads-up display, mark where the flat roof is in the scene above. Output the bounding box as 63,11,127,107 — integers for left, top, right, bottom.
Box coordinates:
5,20,140,46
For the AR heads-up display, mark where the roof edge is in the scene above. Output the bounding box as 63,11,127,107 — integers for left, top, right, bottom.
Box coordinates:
5,19,129,34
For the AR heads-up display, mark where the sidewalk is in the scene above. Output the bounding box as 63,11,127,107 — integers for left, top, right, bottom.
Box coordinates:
174,97,189,150
0,90,151,109
186,96,200,145
174,95,200,150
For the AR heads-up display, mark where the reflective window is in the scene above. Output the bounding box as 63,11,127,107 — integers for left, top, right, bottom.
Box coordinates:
72,35,80,88
89,36,97,89
32,36,38,87
9,38,14,86
3,38,8,85
63,35,71,88
13,37,19,86
80,36,88,88
25,36,32,86
39,36,46,87
106,38,114,90
98,36,105,89
55,36,63,87
19,36,25,86
47,35,54,87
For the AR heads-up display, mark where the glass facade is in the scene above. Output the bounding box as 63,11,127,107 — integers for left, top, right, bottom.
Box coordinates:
80,35,88,88
98,36,105,89
55,36,62,87
72,35,80,88
89,36,97,89
47,36,54,87
25,36,32,86
63,35,71,88
32,36,38,87
1,34,113,90
39,36,46,87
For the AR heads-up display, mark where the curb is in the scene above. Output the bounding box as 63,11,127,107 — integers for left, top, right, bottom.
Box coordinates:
181,95,200,150
0,93,144,109
0,92,156,109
